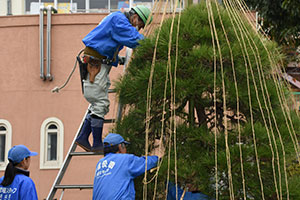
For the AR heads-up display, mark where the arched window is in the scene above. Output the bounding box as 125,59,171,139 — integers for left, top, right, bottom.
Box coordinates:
47,124,58,161
40,118,64,169
0,120,12,171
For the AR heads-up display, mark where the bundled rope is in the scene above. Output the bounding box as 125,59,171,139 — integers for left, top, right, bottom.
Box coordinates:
51,49,84,93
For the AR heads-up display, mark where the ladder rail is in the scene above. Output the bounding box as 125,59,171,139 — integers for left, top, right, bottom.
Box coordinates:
47,89,118,199
46,110,88,200
59,189,64,200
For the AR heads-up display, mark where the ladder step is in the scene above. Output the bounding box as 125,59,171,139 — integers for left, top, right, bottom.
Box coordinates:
54,185,93,190
70,152,103,156
108,89,116,93
104,118,115,123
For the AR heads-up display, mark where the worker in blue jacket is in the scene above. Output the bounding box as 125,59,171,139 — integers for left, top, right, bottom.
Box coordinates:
75,5,152,152
93,133,164,200
0,145,38,200
167,182,212,200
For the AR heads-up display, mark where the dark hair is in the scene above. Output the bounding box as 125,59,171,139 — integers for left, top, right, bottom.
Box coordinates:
127,9,143,24
124,9,137,22
104,143,120,156
1,157,29,186
1,160,17,186
129,9,137,16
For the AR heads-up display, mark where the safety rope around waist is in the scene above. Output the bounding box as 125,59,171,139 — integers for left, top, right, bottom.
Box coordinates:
51,49,84,93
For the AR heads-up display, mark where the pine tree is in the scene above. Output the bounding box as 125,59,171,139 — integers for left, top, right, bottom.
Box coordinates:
115,2,300,199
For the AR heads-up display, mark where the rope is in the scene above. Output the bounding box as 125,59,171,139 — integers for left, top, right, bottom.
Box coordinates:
223,1,259,199
207,1,235,199
141,1,164,198
172,0,182,198
180,188,186,200
206,2,218,199
233,1,297,199
135,1,297,200
143,0,169,199
213,1,248,199
224,1,281,199
151,1,183,199
232,1,283,198
221,1,267,199
51,49,84,93
46,2,299,200
232,9,266,200
164,0,180,198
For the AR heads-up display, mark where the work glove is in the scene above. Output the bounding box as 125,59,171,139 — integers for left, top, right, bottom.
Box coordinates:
118,56,126,65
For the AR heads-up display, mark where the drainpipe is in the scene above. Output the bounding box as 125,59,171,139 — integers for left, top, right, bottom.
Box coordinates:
70,0,73,12
46,5,57,81
86,0,89,13
7,0,12,15
54,0,58,10
39,6,47,80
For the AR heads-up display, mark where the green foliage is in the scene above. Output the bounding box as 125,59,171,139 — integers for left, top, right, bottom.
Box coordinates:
114,2,300,199
245,0,300,46
244,0,300,64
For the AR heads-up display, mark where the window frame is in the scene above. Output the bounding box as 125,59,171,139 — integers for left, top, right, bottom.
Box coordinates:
40,117,64,169
0,119,12,171
47,125,58,161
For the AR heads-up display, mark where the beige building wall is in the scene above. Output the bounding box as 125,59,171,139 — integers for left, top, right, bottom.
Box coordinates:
0,0,26,16
0,13,125,199
0,0,7,15
11,0,25,15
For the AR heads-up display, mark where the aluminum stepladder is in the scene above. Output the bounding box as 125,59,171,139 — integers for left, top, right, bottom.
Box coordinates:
46,94,116,200
46,48,132,200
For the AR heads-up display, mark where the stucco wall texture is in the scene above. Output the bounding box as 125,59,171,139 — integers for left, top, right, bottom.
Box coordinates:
0,13,127,199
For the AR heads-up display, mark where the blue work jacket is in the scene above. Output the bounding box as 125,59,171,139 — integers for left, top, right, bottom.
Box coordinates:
93,153,158,200
82,11,144,66
0,174,38,200
167,182,212,200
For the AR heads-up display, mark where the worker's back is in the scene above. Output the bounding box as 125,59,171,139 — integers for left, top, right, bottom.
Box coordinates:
0,174,38,200
92,153,158,200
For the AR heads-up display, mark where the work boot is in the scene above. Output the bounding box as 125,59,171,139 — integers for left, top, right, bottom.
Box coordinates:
90,116,104,153
91,145,104,153
75,115,92,152
91,127,104,153
75,140,92,152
